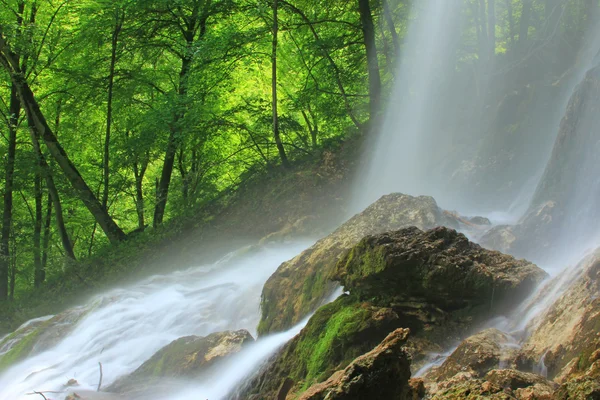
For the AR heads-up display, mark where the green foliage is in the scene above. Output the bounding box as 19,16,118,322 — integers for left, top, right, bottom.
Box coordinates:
0,0,598,321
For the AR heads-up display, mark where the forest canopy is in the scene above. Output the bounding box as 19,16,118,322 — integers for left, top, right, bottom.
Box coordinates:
0,0,597,301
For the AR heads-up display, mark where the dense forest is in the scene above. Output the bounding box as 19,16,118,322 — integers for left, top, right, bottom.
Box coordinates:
0,0,597,302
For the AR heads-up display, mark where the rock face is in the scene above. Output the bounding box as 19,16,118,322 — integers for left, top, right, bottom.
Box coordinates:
429,369,557,399
481,64,600,261
335,227,546,316
297,328,412,400
0,306,91,372
258,193,487,336
240,296,404,399
109,330,253,393
427,329,519,381
517,251,600,383
241,227,546,399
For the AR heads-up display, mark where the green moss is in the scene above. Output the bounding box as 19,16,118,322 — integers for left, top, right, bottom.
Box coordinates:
296,302,369,386
336,242,388,299
0,323,46,372
275,294,396,394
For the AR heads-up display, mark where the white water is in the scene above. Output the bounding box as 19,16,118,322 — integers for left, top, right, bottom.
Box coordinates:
0,241,313,400
354,0,466,214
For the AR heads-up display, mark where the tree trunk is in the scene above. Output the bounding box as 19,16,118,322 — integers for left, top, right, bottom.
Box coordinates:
33,170,44,287
0,34,126,243
519,0,533,53
134,161,147,230
479,0,489,61
358,0,382,123
9,237,16,300
0,84,20,300
272,0,290,168
487,0,496,60
506,0,515,48
102,9,124,210
29,126,76,260
41,192,52,271
153,54,191,227
381,0,400,58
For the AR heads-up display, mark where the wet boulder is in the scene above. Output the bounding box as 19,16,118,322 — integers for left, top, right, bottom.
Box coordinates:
242,227,546,399
335,227,547,316
517,250,600,382
297,328,412,400
427,329,519,381
108,329,253,393
240,295,404,399
258,193,481,336
0,306,92,372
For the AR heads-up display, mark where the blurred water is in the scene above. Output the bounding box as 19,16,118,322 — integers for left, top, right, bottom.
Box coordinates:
0,242,312,400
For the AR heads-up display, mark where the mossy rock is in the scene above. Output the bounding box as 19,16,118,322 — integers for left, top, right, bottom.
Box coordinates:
109,329,253,393
334,227,546,315
0,306,91,372
258,193,467,336
241,295,403,399
554,377,600,400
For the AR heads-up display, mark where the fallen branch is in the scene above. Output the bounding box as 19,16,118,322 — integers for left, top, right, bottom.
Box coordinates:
32,392,48,400
97,361,103,392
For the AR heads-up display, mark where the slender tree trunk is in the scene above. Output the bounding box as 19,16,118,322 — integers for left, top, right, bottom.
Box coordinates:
519,0,533,53
381,0,400,58
9,237,16,300
41,192,52,271
177,148,190,202
153,54,191,227
102,9,124,210
272,0,290,168
29,126,76,260
379,17,394,74
506,0,515,48
479,0,489,61
0,85,20,300
0,35,126,243
487,0,496,60
280,0,362,129
358,0,382,123
133,161,147,230
33,171,43,287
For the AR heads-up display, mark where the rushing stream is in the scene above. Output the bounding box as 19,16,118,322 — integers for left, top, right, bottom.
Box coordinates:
0,242,314,400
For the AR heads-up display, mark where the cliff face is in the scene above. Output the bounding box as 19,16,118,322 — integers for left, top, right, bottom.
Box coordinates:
481,64,600,261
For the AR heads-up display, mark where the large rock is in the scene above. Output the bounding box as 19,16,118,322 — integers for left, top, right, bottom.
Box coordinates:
428,369,557,399
427,329,519,381
109,330,253,393
241,227,546,399
335,227,547,316
297,328,412,400
0,306,91,372
258,193,485,336
240,295,404,399
517,250,600,382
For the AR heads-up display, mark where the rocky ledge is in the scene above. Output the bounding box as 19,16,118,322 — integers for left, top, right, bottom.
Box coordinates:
258,193,491,336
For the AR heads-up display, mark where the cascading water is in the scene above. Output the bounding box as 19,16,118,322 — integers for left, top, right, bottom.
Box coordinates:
353,0,466,213
0,241,313,400
355,0,600,220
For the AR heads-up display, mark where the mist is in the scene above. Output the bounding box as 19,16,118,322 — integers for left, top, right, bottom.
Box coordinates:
1,1,600,399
